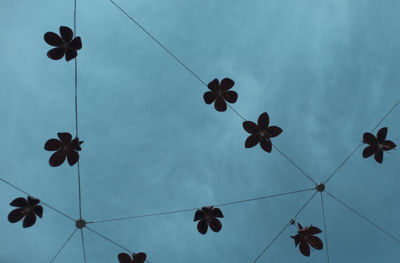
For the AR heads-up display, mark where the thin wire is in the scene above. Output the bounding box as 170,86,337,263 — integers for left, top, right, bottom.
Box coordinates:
326,191,400,244
272,144,318,185
87,188,314,224
49,228,78,263
320,192,330,263
80,229,87,263
86,226,133,254
323,142,364,184
0,177,75,222
324,98,400,184
253,190,318,262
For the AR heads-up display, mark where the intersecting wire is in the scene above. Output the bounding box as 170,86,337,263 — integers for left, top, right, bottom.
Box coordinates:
81,229,88,263
73,0,83,220
325,191,400,244
108,0,317,186
86,226,152,263
324,98,400,185
253,190,318,262
0,177,75,222
87,188,315,224
320,192,330,263
49,228,78,262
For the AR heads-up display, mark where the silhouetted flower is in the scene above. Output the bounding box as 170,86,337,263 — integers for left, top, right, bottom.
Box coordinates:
362,127,396,163
203,78,238,112
44,26,82,61
291,223,323,257
118,252,147,263
44,132,83,167
193,206,224,234
8,196,43,228
242,112,282,152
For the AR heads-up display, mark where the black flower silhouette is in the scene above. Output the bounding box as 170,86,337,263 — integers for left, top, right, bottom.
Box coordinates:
8,196,43,228
44,26,82,61
291,223,323,257
44,132,83,167
362,127,396,163
242,112,282,153
203,78,238,112
193,206,224,234
118,252,147,263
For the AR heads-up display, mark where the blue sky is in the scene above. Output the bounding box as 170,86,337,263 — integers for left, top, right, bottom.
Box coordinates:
1,0,400,262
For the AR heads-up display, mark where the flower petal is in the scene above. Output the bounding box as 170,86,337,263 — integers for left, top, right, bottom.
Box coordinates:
211,208,224,218
49,150,67,167
377,127,387,142
70,37,82,50
71,138,83,151
223,90,238,103
10,197,27,207
214,97,227,112
118,253,132,263
197,219,208,234
65,49,78,61
203,91,216,104
47,47,65,60
245,134,259,148
207,79,219,91
220,78,234,90
67,151,79,166
60,26,73,42
194,210,204,221
258,112,269,130
209,218,222,232
362,146,376,158
44,32,63,46
307,236,323,250
23,212,37,228
34,205,43,218
267,126,283,138
242,121,258,134
58,132,72,144
132,252,147,263
28,196,40,206
382,140,396,150
374,151,383,163
306,226,322,235
8,208,24,223
363,132,377,145
44,139,62,151
299,240,310,256
260,139,272,153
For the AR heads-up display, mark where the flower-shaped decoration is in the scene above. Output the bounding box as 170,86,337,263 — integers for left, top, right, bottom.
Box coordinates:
8,196,43,228
118,252,147,263
290,223,323,257
44,132,83,167
193,206,224,234
362,127,396,163
203,78,238,112
242,112,282,153
44,26,82,61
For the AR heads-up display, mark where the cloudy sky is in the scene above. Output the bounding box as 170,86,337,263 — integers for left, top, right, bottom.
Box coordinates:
1,0,400,262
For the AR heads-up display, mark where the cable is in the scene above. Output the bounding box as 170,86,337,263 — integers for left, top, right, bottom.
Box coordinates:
326,191,400,244
320,192,330,263
253,190,317,262
86,226,133,254
370,98,400,133
81,229,87,263
87,188,315,224
49,228,78,263
0,177,75,222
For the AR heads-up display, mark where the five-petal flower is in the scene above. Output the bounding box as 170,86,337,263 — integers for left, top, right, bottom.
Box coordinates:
44,132,83,167
362,127,396,163
44,26,82,61
193,206,224,234
203,78,238,112
243,112,282,153
291,223,323,257
118,252,147,263
8,196,43,228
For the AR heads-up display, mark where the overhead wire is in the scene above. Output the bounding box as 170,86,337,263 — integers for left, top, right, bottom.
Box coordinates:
81,229,88,263
320,192,330,263
49,228,78,263
86,187,315,224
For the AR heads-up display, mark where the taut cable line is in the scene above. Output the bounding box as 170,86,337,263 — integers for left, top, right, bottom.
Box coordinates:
320,192,330,263
49,228,78,263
